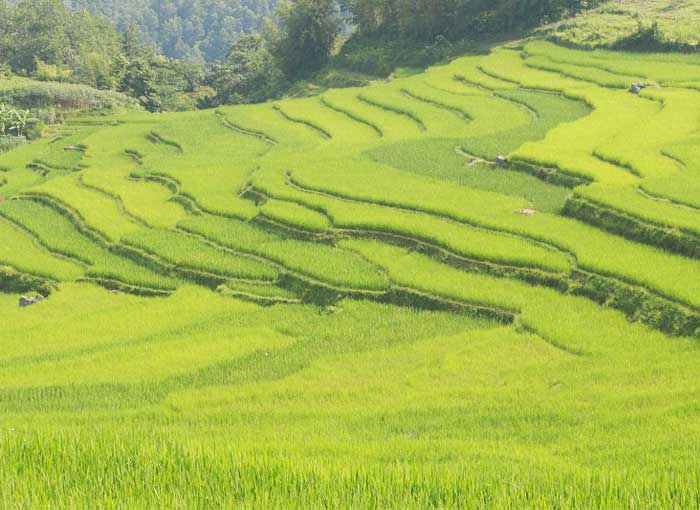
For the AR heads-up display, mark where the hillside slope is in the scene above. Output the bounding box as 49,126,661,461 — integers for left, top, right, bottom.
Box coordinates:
63,0,278,61
2,38,700,507
540,0,700,50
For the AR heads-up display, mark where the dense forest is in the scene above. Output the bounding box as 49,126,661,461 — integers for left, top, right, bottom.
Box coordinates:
62,0,278,61
0,0,606,114
348,0,604,40
7,0,604,64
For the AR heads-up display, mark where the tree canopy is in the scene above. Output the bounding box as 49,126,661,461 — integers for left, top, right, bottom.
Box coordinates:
347,0,605,41
273,0,342,77
62,0,279,62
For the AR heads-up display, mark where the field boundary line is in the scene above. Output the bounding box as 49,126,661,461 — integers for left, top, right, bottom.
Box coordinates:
319,97,383,138
147,131,183,153
637,186,700,212
77,276,174,297
275,177,700,336
516,319,586,356
272,105,332,139
400,88,473,123
356,94,426,131
77,176,154,229
283,172,577,264
118,236,278,287
214,110,278,145
0,202,92,266
176,226,389,295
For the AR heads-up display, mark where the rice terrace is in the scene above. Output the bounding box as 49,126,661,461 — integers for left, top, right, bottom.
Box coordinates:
3,0,700,507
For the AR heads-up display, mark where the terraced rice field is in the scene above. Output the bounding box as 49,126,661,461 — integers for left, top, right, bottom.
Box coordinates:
3,41,700,508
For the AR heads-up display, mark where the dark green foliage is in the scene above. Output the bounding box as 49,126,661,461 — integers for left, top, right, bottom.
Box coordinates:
0,103,41,138
273,0,342,78
0,0,122,85
563,196,700,259
205,35,285,106
612,20,675,52
0,135,24,152
0,0,70,73
0,83,138,110
0,2,208,111
347,0,606,42
117,58,161,112
570,270,700,338
335,34,471,77
63,0,279,62
0,265,53,296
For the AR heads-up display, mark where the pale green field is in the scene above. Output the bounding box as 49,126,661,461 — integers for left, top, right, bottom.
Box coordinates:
539,0,700,50
2,39,700,508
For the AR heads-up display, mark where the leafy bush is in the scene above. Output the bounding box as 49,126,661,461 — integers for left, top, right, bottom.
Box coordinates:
335,35,473,77
0,135,25,152
0,82,138,110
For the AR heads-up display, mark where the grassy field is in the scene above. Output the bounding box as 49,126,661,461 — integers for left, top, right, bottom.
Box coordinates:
538,0,700,51
2,36,700,508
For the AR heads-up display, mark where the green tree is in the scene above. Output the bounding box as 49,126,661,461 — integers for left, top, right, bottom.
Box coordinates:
122,22,148,59
206,34,284,105
273,0,341,78
119,58,161,112
3,0,70,73
0,104,13,136
65,10,123,88
10,108,37,137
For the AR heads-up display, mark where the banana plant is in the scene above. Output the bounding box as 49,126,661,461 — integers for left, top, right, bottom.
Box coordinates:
0,103,11,136
9,108,35,137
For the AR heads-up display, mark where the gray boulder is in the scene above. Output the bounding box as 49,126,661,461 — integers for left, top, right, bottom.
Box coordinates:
516,208,537,216
629,83,642,94
19,296,40,308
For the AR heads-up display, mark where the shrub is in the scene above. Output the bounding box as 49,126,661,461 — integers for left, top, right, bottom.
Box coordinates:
0,135,25,152
0,82,138,110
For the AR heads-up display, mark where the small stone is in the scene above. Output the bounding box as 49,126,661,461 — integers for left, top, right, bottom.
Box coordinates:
517,208,537,216
495,155,508,168
629,83,641,94
19,296,39,307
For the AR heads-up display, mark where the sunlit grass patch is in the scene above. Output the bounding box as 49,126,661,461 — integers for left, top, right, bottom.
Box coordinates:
368,138,571,212
179,214,389,291
124,227,278,282
0,216,82,281
4,39,700,508
0,199,179,290
258,198,331,232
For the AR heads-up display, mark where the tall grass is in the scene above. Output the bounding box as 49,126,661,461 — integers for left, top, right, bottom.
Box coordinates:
3,432,700,510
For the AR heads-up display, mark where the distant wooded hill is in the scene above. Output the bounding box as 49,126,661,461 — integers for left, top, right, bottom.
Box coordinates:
63,0,278,61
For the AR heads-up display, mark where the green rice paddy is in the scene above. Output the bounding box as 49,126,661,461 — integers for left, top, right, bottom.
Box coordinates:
2,39,700,508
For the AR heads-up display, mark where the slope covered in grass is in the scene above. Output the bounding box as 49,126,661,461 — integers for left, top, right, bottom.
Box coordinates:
3,37,700,508
539,0,700,50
